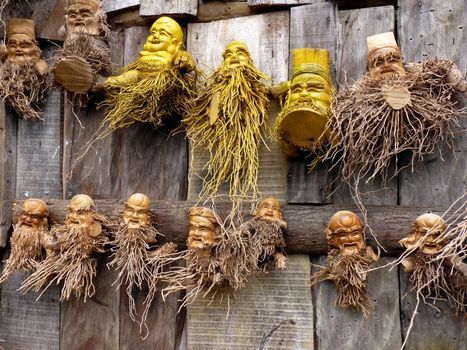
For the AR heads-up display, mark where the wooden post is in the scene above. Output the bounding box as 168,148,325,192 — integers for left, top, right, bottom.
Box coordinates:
140,0,198,17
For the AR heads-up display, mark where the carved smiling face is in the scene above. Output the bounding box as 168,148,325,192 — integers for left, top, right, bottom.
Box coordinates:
400,213,447,255
327,211,365,256
18,199,48,231
368,47,405,80
66,3,99,35
187,207,220,250
253,197,283,222
123,193,151,230
222,41,252,69
7,33,40,64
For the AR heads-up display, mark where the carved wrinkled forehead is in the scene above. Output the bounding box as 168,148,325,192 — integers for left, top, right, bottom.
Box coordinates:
69,194,96,210
414,213,446,232
223,41,251,58
328,210,363,233
188,206,219,226
22,198,49,215
258,197,281,209
126,193,151,209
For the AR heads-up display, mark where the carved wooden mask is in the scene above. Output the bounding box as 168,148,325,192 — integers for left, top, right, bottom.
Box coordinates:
327,210,366,256
400,213,447,255
6,19,41,64
65,0,100,35
123,193,151,230
367,32,406,80
187,207,221,250
253,197,283,222
18,198,49,232
65,194,102,237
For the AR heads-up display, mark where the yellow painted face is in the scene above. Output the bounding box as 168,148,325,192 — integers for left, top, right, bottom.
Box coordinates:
327,211,365,256
368,47,405,80
222,42,251,69
254,198,282,222
143,18,182,54
7,33,40,64
187,215,220,250
288,73,332,106
66,4,99,35
19,199,48,231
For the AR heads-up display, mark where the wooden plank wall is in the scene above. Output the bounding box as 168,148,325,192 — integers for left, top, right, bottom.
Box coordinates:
0,0,465,349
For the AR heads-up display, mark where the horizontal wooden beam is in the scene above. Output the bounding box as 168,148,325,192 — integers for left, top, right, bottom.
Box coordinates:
11,199,443,256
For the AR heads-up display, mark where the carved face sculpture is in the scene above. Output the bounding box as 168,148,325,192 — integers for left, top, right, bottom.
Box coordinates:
123,193,151,230
18,199,49,231
222,41,252,69
142,17,183,55
400,213,447,255
253,197,283,222
65,194,102,237
187,207,221,250
288,73,332,107
327,211,365,256
6,19,40,64
367,32,406,80
66,0,100,35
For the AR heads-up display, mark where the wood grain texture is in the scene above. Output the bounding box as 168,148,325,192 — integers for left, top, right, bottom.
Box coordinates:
332,5,397,206
186,12,289,203
399,268,466,350
286,2,338,204
187,255,314,350
313,257,402,350
397,0,466,207
248,0,322,6
197,1,256,22
140,0,198,16
102,0,140,13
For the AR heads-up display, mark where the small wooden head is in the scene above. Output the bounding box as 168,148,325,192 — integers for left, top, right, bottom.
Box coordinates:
222,41,252,69
400,213,447,255
327,210,365,256
123,193,151,229
367,32,405,80
253,197,283,222
66,0,101,35
17,198,49,231
65,194,102,237
6,19,41,64
187,207,221,250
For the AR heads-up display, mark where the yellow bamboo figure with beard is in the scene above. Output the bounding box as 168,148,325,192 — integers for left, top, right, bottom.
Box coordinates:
0,19,52,120
274,48,334,164
311,211,379,317
108,193,177,330
101,16,198,136
19,194,111,301
184,41,269,219
0,199,49,284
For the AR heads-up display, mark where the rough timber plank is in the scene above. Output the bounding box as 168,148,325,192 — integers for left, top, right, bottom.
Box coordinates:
102,0,140,13
0,105,17,247
187,255,314,350
116,26,188,350
313,257,401,350
287,2,338,204
397,1,466,347
59,31,123,350
17,200,450,256
398,0,466,207
0,91,62,350
248,0,322,6
333,5,397,206
186,11,289,203
140,0,198,17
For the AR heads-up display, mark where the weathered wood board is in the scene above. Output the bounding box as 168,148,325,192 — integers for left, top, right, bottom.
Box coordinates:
313,257,402,349
332,5,397,207
102,0,140,13
140,0,198,17
186,11,289,203
187,255,314,350
248,0,322,6
286,2,338,204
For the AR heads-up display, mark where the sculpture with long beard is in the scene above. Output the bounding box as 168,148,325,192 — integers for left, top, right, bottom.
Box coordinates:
108,193,177,328
0,19,52,120
311,211,379,317
54,0,112,106
400,213,466,315
184,41,269,221
0,199,49,284
19,194,111,301
326,32,465,199
100,16,198,137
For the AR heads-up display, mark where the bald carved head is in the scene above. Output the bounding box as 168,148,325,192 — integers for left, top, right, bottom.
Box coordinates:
327,211,365,256
123,193,152,229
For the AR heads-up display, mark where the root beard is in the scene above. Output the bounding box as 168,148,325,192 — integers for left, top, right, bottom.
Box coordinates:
311,249,374,316
0,62,53,120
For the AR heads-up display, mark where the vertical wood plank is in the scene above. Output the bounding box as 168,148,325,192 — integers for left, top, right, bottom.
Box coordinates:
397,1,466,348
248,0,323,6
60,31,124,350
102,0,140,13
287,2,338,204
187,255,314,349
186,11,289,203
0,91,62,350
332,5,397,206
115,25,188,350
313,257,402,350
398,0,466,207
140,0,198,17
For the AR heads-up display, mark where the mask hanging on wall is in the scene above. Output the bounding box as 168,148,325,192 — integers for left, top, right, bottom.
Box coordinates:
109,193,177,329
20,194,111,301
0,199,49,284
0,19,52,120
54,0,112,106
100,16,198,137
183,41,269,223
311,210,379,317
399,213,465,315
274,48,334,167
326,32,465,208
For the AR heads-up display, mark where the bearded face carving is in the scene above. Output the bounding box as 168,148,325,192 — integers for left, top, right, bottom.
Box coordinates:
123,193,152,230
275,48,333,158
367,32,405,80
187,207,221,251
327,210,366,257
65,0,100,35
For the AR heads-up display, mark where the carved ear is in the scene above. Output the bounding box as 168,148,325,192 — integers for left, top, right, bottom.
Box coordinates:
325,229,333,239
